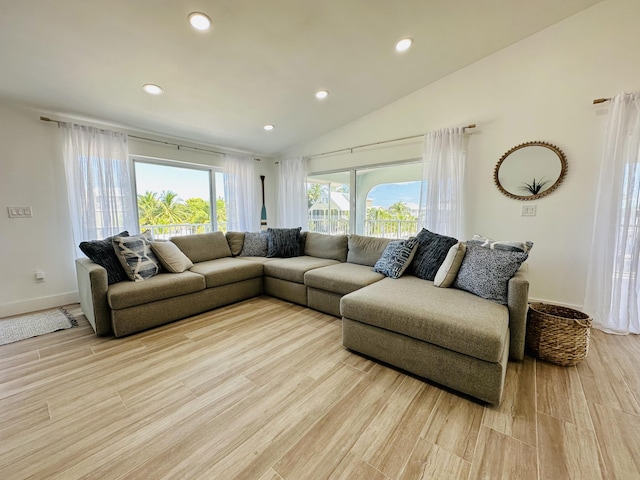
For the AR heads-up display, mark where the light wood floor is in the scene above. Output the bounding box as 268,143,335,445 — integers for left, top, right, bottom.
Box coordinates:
1,296,639,480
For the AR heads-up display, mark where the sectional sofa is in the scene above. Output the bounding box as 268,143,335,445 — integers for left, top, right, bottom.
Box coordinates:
76,229,529,405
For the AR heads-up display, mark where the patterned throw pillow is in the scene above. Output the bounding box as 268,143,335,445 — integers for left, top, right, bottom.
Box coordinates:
240,231,268,256
373,237,419,279
468,234,533,253
411,229,459,281
112,231,160,281
453,243,528,304
266,227,303,258
79,231,130,284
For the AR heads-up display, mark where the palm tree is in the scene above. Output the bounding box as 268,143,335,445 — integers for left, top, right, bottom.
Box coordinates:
157,190,187,224
137,191,161,226
387,201,414,221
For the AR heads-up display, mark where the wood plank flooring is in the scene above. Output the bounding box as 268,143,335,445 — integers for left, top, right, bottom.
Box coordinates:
1,296,639,479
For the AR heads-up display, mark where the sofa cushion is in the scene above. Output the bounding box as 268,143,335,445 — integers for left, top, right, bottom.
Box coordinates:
340,276,509,362
346,235,392,267
79,231,129,284
112,231,160,282
107,271,206,310
264,256,340,284
453,244,528,304
411,229,459,281
304,232,348,262
434,242,466,288
225,231,245,256
374,237,419,279
240,231,269,256
151,241,194,273
304,263,385,295
189,257,264,288
170,232,232,263
266,227,303,258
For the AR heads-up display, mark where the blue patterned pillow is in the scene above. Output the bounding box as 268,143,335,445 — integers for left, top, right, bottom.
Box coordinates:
453,244,528,304
112,231,160,281
240,231,268,256
373,237,419,279
266,227,303,258
79,231,130,284
411,229,459,281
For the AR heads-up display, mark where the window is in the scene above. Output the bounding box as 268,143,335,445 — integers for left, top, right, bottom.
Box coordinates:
133,160,227,238
307,161,421,238
307,171,351,235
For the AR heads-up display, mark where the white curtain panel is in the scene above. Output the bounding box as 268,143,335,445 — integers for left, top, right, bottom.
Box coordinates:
418,127,466,238
585,91,640,334
223,153,260,232
277,157,308,228
62,123,137,255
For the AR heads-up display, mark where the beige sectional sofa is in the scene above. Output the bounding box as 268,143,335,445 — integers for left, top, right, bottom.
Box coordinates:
76,229,529,405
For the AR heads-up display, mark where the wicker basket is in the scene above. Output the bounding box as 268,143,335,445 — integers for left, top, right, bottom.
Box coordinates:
526,302,592,366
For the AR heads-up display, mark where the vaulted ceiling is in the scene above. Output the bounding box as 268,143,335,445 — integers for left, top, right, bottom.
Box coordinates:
0,0,601,156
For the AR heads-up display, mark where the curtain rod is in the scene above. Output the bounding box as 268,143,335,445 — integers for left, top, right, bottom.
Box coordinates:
593,98,611,105
39,116,260,161
305,124,476,159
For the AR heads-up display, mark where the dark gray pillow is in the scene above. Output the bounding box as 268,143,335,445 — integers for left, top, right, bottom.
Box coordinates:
373,237,419,279
79,231,129,284
266,227,302,258
453,244,528,304
240,231,268,256
412,228,458,281
468,234,533,253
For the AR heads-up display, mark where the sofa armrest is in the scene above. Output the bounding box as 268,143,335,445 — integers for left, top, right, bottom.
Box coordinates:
75,258,112,336
507,263,529,360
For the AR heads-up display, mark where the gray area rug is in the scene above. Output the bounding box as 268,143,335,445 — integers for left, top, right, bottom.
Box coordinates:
0,308,78,345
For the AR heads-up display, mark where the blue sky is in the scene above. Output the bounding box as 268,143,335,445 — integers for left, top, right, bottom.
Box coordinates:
368,181,421,208
134,162,224,201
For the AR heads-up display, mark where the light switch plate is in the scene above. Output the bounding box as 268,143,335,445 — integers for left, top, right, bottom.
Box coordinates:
521,205,537,216
7,206,33,218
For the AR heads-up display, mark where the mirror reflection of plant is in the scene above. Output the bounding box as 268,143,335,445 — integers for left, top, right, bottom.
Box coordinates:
520,177,551,195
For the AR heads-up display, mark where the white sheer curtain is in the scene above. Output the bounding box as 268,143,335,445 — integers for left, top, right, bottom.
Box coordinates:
62,123,137,255
418,127,466,238
585,91,640,335
277,157,308,228
224,153,260,231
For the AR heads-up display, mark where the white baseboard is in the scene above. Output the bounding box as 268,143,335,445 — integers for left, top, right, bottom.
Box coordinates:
0,291,80,318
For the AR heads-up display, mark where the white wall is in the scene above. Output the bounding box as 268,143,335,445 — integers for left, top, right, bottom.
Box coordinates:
281,0,640,309
0,102,276,317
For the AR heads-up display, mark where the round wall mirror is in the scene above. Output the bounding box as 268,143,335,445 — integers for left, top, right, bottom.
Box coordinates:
494,141,568,200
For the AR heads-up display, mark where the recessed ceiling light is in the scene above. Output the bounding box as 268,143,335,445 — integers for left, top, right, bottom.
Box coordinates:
142,84,163,95
315,90,329,100
263,124,275,131
395,37,413,52
188,12,211,31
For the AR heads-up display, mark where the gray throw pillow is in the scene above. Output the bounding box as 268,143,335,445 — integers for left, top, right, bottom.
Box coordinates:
79,231,130,284
468,234,533,253
112,231,160,282
412,228,459,281
240,231,268,256
267,227,303,258
373,237,419,279
453,243,528,304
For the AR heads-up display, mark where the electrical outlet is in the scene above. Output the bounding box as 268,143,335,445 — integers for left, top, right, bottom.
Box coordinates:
35,270,45,282
521,205,537,216
8,206,33,218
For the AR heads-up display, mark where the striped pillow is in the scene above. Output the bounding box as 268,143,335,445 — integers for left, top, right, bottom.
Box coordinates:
112,231,160,281
373,237,419,279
